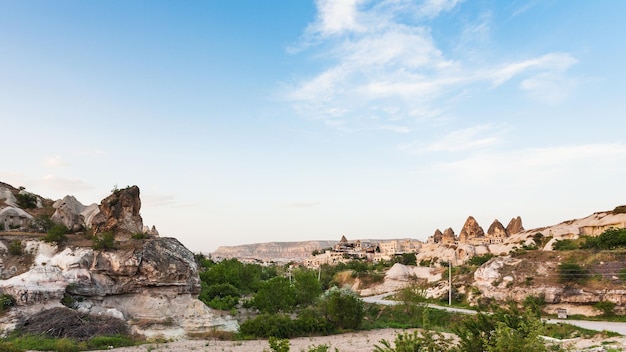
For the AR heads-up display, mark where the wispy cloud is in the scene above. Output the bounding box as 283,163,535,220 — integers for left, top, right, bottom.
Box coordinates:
405,124,504,153
44,156,69,168
287,201,321,209
433,143,626,186
285,0,578,132
42,175,93,192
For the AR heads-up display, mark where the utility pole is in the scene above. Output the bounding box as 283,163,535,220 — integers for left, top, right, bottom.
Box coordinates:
448,262,452,306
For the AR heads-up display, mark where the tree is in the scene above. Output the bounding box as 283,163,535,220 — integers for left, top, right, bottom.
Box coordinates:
294,269,322,306
318,288,364,330
251,276,297,313
31,215,55,233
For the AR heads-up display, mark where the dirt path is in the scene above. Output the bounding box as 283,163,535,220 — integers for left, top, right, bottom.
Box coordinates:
84,329,626,352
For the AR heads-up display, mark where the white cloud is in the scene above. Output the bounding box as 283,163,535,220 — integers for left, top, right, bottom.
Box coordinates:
520,73,577,104
44,156,69,168
42,175,93,192
487,53,578,87
434,143,626,186
286,1,578,132
417,124,502,152
313,0,366,36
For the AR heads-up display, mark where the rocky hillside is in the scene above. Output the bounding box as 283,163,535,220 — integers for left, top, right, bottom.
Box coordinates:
0,183,237,339
213,240,337,262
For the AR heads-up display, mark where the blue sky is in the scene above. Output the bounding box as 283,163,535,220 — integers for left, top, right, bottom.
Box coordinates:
2,0,625,252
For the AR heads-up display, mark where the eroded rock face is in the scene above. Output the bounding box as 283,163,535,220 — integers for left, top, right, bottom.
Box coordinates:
487,219,508,239
0,237,236,338
52,196,87,232
459,216,485,242
91,186,143,239
506,216,524,234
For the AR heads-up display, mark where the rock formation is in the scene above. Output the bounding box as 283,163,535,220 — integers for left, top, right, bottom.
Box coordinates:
91,186,143,239
506,216,524,234
442,227,456,244
487,219,508,242
431,229,443,243
51,196,89,232
458,216,485,243
0,184,238,338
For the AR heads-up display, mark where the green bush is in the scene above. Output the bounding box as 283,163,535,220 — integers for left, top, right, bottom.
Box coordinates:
92,232,116,251
15,193,37,209
31,215,54,233
239,313,298,338
8,240,23,255
44,224,68,243
593,301,616,316
581,228,626,250
552,239,578,251
558,262,588,284
467,254,495,266
0,223,4,231
452,303,561,352
374,330,454,352
318,288,364,330
267,337,290,352
131,232,148,240
0,294,16,312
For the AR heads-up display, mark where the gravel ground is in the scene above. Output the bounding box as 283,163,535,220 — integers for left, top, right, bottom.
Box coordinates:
82,329,626,352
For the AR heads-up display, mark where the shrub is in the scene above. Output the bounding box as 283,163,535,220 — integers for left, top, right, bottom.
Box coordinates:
374,330,454,352
0,294,16,312
93,232,116,251
8,240,22,255
15,192,37,209
131,232,148,240
558,262,588,284
618,268,626,281
318,288,364,330
0,223,4,231
552,239,578,251
44,224,68,243
467,254,495,266
0,341,24,352
266,337,290,352
593,301,616,316
31,215,54,233
239,314,297,338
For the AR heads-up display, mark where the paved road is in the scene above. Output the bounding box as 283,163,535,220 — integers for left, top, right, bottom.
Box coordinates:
362,293,626,335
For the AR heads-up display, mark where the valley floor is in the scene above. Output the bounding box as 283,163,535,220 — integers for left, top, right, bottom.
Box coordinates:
82,328,626,352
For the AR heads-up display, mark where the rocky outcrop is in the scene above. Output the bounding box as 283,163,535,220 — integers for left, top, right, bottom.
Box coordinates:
506,216,524,234
213,240,337,262
0,184,238,338
487,219,508,240
431,229,443,243
0,237,237,337
91,186,143,239
52,196,88,232
442,228,456,244
458,216,485,243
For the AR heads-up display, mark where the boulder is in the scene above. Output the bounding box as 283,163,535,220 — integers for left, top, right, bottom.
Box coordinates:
52,196,87,232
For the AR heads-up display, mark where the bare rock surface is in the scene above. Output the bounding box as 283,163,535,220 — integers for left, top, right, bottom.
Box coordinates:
92,186,143,239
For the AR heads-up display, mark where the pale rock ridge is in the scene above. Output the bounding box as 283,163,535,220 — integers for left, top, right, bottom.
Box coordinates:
213,240,337,262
